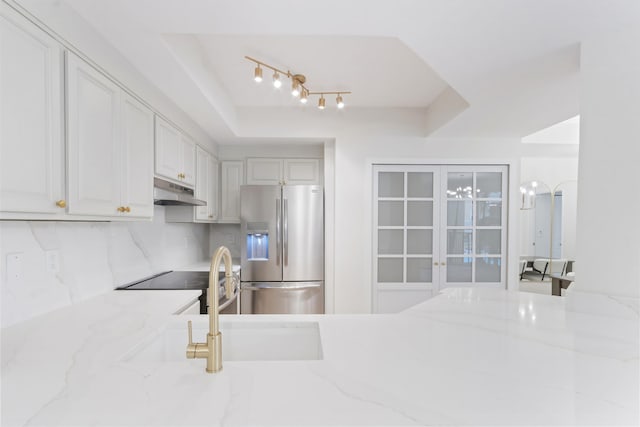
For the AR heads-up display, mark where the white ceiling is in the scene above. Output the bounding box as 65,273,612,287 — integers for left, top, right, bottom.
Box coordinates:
188,34,448,108
18,0,640,143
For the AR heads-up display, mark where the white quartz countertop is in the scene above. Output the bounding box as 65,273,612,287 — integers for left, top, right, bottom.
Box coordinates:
2,288,638,426
173,260,241,273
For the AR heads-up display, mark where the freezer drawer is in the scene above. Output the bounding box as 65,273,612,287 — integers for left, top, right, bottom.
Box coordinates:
240,282,324,314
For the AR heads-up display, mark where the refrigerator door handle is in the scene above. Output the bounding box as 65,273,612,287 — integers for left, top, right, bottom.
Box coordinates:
242,282,321,290
276,199,281,266
284,198,288,266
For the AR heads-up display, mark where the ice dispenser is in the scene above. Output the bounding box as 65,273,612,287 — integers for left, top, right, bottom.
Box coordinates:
246,223,269,261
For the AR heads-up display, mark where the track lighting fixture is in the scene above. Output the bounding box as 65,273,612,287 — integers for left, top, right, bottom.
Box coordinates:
318,96,326,110
254,65,263,83
272,71,282,88
245,56,351,109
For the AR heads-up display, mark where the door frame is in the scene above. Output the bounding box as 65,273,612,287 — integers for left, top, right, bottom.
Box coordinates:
368,159,518,313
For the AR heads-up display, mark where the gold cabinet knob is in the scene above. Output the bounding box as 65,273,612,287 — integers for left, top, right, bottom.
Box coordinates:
117,206,125,213
124,206,131,213
208,215,213,218
434,262,439,266
55,200,66,208
441,262,446,266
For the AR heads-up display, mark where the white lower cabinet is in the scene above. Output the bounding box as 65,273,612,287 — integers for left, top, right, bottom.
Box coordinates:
67,52,153,218
0,7,65,217
220,161,244,222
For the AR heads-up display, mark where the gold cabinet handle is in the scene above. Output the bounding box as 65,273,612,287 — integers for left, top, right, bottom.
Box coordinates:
55,200,66,208
124,206,131,213
117,206,125,213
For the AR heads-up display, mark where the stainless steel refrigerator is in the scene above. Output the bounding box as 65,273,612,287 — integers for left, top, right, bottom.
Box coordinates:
240,185,324,314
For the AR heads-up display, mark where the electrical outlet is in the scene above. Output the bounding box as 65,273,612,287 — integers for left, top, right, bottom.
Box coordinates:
45,250,60,273
6,253,23,285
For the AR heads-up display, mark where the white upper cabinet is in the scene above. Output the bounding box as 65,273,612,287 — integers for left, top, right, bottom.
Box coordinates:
220,160,244,222
246,158,321,185
66,52,122,216
246,158,283,185
165,146,218,223
67,52,153,218
207,155,219,220
181,136,196,187
155,116,195,187
194,147,218,222
0,8,65,215
121,93,154,218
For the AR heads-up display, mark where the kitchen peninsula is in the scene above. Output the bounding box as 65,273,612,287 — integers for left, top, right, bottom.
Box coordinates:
2,288,638,426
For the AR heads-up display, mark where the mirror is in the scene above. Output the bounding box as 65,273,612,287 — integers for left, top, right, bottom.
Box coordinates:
550,180,578,275
519,179,578,293
519,180,553,259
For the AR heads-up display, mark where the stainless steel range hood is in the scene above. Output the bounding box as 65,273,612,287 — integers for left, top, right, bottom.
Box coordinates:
153,177,206,206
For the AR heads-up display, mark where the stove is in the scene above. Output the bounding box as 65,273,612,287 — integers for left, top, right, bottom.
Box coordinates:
117,271,238,314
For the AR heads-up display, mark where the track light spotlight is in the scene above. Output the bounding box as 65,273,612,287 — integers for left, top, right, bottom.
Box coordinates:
254,65,263,83
245,56,350,109
272,71,282,88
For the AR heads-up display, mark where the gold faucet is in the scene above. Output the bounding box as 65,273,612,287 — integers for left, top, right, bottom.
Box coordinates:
186,246,234,373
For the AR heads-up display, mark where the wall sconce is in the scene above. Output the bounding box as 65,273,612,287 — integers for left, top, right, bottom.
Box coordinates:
245,56,351,110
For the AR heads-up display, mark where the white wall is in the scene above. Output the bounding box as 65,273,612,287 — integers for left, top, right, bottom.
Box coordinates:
331,136,523,313
575,28,640,299
0,207,210,327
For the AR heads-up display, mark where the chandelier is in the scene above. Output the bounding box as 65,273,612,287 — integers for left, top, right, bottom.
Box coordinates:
245,56,351,109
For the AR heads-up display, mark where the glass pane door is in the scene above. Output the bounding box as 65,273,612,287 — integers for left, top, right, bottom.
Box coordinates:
439,166,507,289
373,165,439,312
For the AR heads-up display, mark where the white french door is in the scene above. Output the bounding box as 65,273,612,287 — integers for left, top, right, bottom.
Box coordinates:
373,164,508,313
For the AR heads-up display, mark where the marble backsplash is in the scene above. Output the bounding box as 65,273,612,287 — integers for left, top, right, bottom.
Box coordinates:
0,206,210,327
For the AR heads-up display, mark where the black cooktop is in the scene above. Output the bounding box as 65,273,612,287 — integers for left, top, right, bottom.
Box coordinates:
117,271,223,290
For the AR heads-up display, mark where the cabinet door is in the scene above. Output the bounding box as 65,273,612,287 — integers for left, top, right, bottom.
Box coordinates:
121,93,153,218
220,161,244,222
0,9,64,214
208,157,219,220
154,116,182,183
66,53,121,216
181,136,196,186
246,158,282,185
194,146,209,220
284,159,320,185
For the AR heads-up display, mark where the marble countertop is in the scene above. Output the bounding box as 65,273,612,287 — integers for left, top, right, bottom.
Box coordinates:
2,288,638,426
173,260,241,273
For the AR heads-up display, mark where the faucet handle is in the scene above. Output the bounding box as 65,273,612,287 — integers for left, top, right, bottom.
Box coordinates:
187,320,193,345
